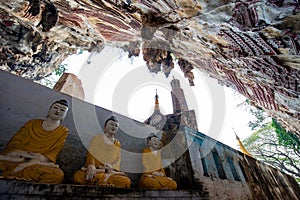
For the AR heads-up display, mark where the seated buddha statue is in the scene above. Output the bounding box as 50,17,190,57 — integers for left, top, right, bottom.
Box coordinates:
139,133,177,190
0,99,69,183
73,116,131,188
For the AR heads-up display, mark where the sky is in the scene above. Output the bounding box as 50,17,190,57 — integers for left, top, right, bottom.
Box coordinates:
60,46,255,150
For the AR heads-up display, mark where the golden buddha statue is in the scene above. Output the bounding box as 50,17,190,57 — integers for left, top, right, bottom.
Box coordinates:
73,116,131,188
0,99,69,183
139,133,177,190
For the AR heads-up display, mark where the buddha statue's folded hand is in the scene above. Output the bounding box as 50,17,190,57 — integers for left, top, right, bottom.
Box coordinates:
6,151,48,162
29,152,49,162
104,163,113,174
0,154,25,162
0,150,31,162
8,151,56,173
152,171,164,177
6,150,31,158
13,160,58,173
86,164,96,181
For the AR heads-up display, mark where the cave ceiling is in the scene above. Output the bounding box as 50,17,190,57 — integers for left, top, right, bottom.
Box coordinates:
0,0,299,136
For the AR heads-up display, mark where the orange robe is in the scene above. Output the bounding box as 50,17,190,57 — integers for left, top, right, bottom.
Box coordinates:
139,148,177,190
73,135,131,188
0,119,68,183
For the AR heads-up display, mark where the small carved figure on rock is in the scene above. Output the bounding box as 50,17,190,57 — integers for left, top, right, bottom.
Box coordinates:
0,99,69,183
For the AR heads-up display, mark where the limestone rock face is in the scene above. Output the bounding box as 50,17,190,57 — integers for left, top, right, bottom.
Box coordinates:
0,0,299,135
53,73,85,100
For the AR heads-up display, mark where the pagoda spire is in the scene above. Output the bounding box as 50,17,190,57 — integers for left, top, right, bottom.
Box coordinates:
154,89,160,111
144,89,164,129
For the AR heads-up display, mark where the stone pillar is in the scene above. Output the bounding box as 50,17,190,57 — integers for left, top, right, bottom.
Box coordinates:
170,78,189,114
53,73,85,100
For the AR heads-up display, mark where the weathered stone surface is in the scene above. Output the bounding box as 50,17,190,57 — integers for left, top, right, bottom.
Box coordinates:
53,73,85,100
0,1,299,136
0,179,209,199
185,128,300,200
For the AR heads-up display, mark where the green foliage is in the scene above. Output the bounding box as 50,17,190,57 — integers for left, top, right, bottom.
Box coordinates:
237,100,269,130
243,130,260,147
243,122,273,146
247,107,268,130
54,64,67,76
242,100,300,185
35,63,68,89
243,122,300,185
272,119,300,152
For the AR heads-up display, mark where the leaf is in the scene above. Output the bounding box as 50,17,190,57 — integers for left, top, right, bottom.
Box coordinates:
55,64,67,76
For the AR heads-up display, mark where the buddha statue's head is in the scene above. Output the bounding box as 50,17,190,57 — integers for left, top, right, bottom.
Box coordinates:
47,99,69,122
104,116,119,137
147,133,160,150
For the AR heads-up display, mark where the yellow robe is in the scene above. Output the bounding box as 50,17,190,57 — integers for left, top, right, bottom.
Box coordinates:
73,135,131,188
0,119,68,183
139,148,177,190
